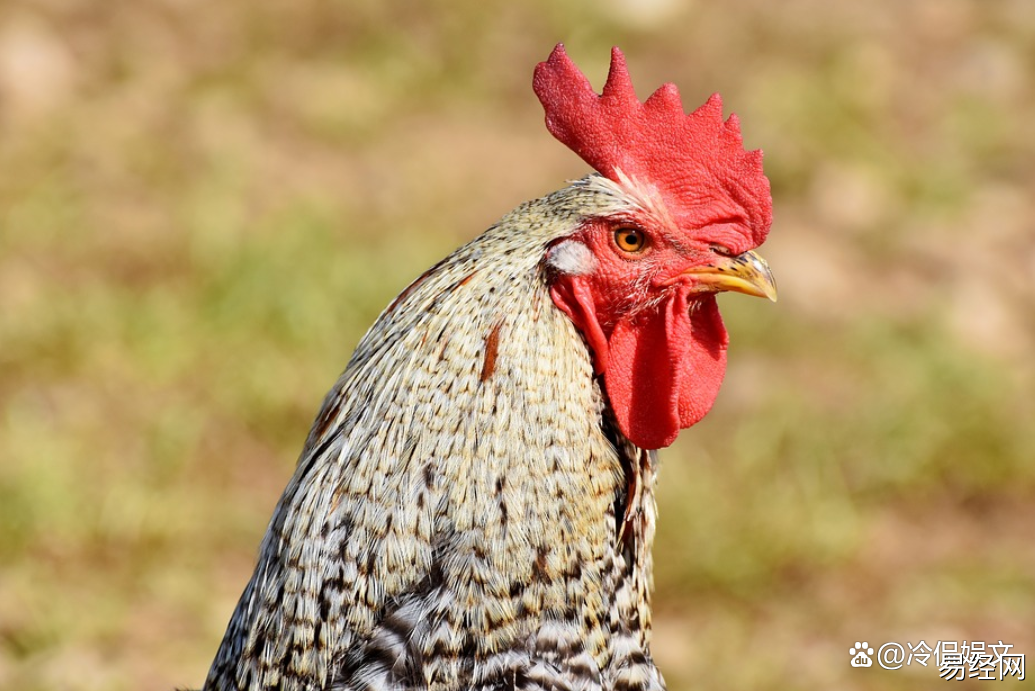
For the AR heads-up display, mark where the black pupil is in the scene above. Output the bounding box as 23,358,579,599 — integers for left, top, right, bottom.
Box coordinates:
621,231,640,248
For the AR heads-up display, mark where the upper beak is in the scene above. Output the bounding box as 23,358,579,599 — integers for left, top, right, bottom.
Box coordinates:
677,249,778,302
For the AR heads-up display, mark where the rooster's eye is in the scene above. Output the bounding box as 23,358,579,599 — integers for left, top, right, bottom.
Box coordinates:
614,227,647,254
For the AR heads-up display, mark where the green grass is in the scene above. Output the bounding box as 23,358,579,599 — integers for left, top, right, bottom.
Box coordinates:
1,1,1033,689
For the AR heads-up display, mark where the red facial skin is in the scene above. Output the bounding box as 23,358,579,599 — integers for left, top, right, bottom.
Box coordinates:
549,216,735,451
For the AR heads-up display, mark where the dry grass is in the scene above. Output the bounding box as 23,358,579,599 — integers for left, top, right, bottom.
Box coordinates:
1,1,1033,689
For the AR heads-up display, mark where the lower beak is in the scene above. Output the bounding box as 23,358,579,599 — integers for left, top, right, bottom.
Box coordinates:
679,250,778,302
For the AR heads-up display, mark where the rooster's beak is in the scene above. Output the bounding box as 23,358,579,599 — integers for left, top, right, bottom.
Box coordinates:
680,250,778,302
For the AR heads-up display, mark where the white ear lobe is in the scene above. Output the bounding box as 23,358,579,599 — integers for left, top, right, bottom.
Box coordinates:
547,240,597,276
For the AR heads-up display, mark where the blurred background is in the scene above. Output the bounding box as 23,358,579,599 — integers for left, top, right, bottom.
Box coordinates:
1,0,1033,689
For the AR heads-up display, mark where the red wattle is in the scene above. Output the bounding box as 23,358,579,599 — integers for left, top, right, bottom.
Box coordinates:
551,277,729,450
605,292,727,449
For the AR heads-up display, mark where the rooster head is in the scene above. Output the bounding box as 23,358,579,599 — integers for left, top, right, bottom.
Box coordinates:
535,44,776,450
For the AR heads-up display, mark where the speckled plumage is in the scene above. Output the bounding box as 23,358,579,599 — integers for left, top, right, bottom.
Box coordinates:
204,179,667,691
202,43,779,691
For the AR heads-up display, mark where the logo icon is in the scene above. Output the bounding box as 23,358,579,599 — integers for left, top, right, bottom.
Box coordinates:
850,642,875,667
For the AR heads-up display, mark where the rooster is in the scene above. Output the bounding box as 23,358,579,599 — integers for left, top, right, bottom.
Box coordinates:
202,45,775,691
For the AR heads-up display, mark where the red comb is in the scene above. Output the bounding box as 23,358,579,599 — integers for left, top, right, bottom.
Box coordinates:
533,44,772,248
